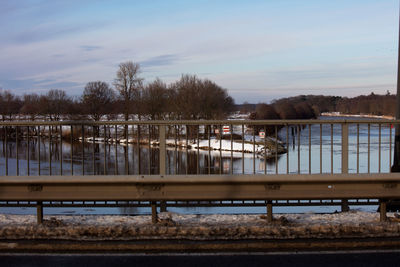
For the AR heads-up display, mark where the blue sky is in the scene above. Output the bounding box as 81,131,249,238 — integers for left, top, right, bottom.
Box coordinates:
0,0,398,103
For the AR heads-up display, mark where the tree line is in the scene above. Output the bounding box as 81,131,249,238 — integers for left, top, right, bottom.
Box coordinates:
247,92,396,122
0,61,235,121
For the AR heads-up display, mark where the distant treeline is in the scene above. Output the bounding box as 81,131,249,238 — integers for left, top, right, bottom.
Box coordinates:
241,92,396,121
0,61,235,121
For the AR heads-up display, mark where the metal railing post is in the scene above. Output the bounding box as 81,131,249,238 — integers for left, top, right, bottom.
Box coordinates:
37,201,43,224
267,201,273,223
159,125,166,214
151,201,158,224
341,123,349,212
159,125,166,175
380,200,387,222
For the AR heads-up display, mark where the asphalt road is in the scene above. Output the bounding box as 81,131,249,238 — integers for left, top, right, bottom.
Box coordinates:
1,251,400,267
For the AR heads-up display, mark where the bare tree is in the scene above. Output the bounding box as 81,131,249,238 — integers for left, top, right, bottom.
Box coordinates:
64,96,85,120
171,75,234,120
0,90,21,121
20,93,41,121
40,89,70,121
274,102,297,119
82,81,115,121
249,103,280,135
171,74,202,120
142,78,168,120
199,79,235,120
114,61,143,121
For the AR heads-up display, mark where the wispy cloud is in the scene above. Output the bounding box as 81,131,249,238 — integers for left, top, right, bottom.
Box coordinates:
0,77,81,92
140,54,183,68
10,23,101,44
80,45,102,52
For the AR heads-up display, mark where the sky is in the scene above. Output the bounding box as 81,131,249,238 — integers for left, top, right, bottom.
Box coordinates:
0,0,398,103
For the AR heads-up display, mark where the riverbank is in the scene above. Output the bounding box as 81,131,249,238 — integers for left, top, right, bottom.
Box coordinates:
0,211,399,241
320,112,395,120
79,136,287,157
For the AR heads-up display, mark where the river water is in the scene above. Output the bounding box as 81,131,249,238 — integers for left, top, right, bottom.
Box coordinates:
0,116,393,215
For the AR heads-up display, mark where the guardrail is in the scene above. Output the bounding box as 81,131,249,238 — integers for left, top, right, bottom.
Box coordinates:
0,173,399,223
0,119,396,175
0,119,399,224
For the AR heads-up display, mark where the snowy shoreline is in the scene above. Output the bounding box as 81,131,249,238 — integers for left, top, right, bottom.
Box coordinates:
321,112,395,120
79,136,287,157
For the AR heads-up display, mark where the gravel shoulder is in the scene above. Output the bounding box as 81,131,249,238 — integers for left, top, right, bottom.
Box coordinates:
0,211,400,241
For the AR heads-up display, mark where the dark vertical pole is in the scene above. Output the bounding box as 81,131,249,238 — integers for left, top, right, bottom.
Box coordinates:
159,125,166,175
219,125,222,174
253,126,256,174
287,125,290,174
319,124,322,174
5,126,8,176
27,126,30,176
38,126,41,176
297,125,300,174
104,125,107,175
341,123,349,212
380,200,387,222
197,126,200,174
148,125,151,174
267,200,273,223
242,124,245,174
114,125,118,175
392,8,400,172
275,125,278,174
175,125,178,174
137,125,141,174
37,201,43,224
93,125,96,175
231,124,233,175
308,124,311,174
81,125,84,175
186,125,188,175
159,125,166,212
151,201,158,224
124,124,128,175
60,125,63,175
16,126,19,176
264,125,267,174
49,126,52,175
208,125,211,175
131,125,134,175
70,125,73,175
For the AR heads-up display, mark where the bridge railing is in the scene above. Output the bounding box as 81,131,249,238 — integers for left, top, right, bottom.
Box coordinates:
0,119,399,223
0,119,397,176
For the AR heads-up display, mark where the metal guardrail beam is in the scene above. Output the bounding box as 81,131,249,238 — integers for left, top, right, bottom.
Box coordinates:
0,174,398,223
1,173,400,184
0,180,398,200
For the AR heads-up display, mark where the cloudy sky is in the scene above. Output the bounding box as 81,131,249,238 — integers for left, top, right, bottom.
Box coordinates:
0,0,398,103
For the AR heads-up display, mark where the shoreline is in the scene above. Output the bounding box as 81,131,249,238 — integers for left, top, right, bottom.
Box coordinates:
320,112,395,120
78,136,287,157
